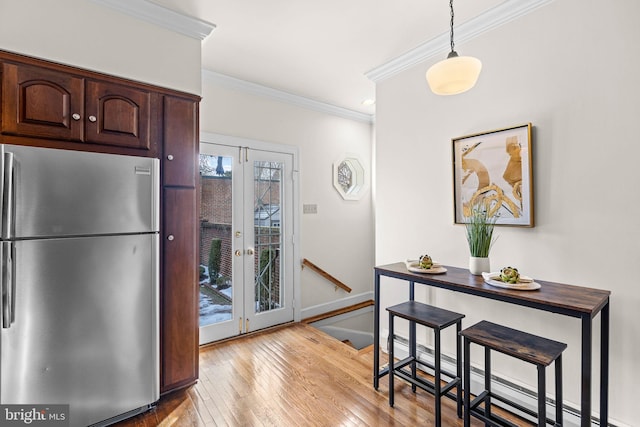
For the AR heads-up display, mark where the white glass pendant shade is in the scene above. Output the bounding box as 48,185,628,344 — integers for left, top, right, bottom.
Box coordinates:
426,54,482,96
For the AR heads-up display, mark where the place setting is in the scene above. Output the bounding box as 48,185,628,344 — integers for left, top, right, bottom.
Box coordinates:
404,254,447,274
482,266,541,291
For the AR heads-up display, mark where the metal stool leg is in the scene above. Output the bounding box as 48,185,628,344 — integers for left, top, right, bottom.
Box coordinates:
537,364,546,427
463,337,471,427
410,319,417,393
389,311,395,407
434,329,441,426
555,355,563,426
456,320,463,419
485,347,491,426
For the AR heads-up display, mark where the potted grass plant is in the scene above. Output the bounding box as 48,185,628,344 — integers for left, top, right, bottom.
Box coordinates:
464,202,498,275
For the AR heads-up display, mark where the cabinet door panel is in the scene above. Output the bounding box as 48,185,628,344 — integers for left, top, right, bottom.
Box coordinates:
86,80,151,150
163,96,197,187
161,188,198,392
1,63,83,141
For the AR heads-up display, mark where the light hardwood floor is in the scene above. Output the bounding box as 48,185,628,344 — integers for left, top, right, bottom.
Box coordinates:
117,323,528,426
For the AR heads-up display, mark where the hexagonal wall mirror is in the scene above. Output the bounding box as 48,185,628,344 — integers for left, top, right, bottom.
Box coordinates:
333,155,365,200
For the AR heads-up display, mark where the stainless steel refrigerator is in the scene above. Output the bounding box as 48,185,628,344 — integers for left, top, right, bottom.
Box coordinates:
0,144,159,426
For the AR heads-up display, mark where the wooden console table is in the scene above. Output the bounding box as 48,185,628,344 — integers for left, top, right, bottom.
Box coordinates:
373,262,610,427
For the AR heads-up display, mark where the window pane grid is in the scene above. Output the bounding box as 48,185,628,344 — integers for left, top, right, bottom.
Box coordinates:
254,161,283,313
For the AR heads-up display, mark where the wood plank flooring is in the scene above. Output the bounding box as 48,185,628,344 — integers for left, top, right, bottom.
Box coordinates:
116,323,529,426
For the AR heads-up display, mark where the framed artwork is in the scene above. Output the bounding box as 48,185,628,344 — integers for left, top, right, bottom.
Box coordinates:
452,123,534,227
333,155,365,200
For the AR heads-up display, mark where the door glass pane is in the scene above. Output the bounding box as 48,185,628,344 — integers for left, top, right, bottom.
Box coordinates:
254,161,283,313
199,154,233,327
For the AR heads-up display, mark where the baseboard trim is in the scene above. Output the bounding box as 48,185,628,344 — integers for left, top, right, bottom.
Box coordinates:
301,292,374,320
302,301,373,324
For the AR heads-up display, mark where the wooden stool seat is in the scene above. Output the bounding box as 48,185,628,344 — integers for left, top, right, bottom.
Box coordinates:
387,301,465,330
460,320,567,426
387,301,465,426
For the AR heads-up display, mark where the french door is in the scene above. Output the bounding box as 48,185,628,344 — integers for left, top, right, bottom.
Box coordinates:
199,142,294,344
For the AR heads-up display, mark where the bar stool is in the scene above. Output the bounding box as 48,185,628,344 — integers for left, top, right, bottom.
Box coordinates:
460,320,567,427
387,301,465,426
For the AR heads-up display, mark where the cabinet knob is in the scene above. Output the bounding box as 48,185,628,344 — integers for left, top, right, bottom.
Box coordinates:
72,113,81,121
247,248,255,255
167,235,175,241
167,154,174,161
235,250,242,257
88,115,97,123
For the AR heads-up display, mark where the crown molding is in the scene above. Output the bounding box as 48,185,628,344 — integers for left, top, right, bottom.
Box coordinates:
202,70,374,124
366,0,555,83
90,0,215,40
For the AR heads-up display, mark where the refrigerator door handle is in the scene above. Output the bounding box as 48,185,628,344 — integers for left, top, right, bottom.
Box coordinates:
1,151,14,240
1,150,15,327
1,241,13,328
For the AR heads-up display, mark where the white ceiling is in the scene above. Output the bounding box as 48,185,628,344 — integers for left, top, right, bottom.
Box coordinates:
146,0,506,117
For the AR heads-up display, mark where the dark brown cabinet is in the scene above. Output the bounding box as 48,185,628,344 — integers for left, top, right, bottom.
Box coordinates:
161,188,198,391
163,96,198,187
2,61,155,153
85,80,152,150
0,50,200,396
160,94,199,393
1,63,84,141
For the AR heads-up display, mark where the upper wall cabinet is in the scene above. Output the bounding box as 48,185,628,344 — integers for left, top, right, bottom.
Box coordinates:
85,80,152,150
1,62,154,152
1,63,84,141
163,95,198,187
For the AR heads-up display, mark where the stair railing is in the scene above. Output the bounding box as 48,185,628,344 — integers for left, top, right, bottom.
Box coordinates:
301,258,352,293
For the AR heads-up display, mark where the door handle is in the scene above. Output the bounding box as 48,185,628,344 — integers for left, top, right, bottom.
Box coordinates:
1,242,13,329
2,152,14,240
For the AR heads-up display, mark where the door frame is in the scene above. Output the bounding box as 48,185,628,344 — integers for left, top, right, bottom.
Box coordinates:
199,131,301,325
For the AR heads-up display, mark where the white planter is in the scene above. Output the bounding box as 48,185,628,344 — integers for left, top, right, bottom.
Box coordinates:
469,256,490,275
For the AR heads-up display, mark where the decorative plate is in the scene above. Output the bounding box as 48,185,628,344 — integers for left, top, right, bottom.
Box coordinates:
405,260,447,274
481,272,541,291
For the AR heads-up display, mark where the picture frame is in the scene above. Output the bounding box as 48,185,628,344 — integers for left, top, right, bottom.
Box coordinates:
333,154,366,201
452,123,534,227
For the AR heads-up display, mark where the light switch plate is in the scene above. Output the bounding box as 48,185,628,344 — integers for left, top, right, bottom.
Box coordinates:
303,204,317,214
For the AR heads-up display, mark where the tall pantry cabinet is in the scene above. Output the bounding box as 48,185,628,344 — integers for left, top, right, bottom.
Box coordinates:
0,50,200,395
161,96,199,392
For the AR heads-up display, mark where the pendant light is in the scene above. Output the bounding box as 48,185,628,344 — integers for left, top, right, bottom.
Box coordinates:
426,0,482,95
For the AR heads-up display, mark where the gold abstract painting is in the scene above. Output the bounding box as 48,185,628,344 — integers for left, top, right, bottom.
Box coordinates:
452,123,533,227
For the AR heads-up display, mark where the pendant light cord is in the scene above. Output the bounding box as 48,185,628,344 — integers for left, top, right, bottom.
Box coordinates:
449,0,455,53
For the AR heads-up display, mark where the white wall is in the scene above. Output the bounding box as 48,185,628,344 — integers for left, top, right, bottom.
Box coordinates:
199,79,374,314
0,0,201,94
375,0,639,424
